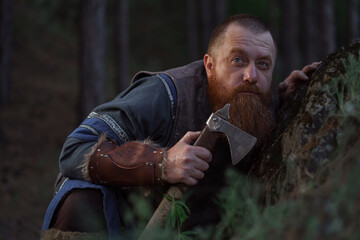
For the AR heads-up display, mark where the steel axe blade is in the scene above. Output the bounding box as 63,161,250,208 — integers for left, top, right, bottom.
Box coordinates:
206,103,257,165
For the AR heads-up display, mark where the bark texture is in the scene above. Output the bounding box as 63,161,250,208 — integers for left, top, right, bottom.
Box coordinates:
247,39,360,239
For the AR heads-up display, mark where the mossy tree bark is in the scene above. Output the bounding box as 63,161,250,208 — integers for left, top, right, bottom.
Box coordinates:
245,40,360,239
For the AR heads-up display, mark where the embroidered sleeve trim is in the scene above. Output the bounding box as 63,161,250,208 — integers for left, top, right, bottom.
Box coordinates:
79,124,99,135
88,112,130,143
157,73,177,120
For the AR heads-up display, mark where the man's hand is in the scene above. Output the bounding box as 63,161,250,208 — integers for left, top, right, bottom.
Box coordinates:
164,131,212,186
278,61,321,101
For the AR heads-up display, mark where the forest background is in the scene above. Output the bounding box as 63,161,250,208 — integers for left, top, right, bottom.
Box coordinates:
0,0,359,239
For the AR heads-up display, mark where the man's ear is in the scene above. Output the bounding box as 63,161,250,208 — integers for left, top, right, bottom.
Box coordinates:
204,54,214,79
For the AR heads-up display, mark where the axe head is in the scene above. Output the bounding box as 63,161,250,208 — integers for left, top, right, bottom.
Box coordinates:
206,104,257,165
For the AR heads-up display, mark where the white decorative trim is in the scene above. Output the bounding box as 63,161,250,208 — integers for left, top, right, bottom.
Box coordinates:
55,178,68,194
79,124,99,135
157,74,176,120
88,112,129,143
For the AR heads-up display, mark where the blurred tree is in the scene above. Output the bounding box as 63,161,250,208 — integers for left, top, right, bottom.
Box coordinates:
268,0,282,81
319,0,336,58
187,0,200,61
200,0,213,54
0,0,13,105
300,0,319,65
78,0,106,121
281,0,299,77
348,0,359,42
269,0,279,42
214,0,228,25
114,0,130,92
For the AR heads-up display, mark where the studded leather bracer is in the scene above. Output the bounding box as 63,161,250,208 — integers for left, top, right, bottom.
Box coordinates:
88,139,165,186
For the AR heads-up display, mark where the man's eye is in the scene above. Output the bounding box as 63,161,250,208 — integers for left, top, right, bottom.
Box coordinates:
257,61,269,69
233,57,244,63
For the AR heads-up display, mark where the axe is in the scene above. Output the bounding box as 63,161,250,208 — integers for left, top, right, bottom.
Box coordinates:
141,104,257,235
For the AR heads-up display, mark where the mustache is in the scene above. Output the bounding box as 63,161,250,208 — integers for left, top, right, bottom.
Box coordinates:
231,83,273,109
233,84,261,95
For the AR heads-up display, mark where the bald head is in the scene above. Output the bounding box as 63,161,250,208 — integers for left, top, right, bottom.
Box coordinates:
207,14,275,57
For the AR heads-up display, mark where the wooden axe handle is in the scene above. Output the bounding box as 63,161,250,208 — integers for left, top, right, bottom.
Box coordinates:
193,125,221,149
141,126,222,235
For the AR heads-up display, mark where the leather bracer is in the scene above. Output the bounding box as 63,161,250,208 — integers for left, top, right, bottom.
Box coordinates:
88,139,165,186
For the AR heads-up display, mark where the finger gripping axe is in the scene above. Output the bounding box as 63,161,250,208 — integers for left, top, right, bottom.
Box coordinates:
141,103,257,236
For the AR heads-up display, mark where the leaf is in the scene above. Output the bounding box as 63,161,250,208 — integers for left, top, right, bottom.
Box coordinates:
175,200,191,214
164,195,192,235
170,205,176,228
165,213,171,229
164,193,175,202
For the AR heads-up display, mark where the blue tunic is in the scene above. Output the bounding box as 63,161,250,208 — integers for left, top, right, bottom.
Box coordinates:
42,73,178,239
42,60,214,238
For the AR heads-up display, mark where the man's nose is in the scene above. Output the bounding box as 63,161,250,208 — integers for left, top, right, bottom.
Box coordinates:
243,63,258,83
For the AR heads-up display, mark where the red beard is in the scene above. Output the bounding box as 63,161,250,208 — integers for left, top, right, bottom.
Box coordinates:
207,74,275,146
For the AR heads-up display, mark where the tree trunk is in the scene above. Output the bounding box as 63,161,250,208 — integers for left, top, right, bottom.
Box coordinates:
281,0,299,78
300,0,319,65
78,0,106,121
269,0,279,43
348,0,359,42
318,0,336,58
0,0,13,105
200,0,213,54
114,0,130,93
187,0,200,61
214,0,227,25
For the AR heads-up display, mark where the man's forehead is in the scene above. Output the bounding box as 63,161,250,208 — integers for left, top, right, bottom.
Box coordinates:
223,24,276,57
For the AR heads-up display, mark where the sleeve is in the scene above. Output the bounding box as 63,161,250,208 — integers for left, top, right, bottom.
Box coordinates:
59,74,177,180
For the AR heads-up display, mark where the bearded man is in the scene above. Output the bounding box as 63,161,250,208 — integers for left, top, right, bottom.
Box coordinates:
41,14,319,239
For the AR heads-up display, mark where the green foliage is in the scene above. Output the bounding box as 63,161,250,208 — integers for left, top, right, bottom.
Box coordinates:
123,190,195,240
164,193,197,240
318,159,360,239
210,155,360,240
165,193,190,230
122,191,180,240
125,192,153,226
328,53,360,119
242,202,298,239
214,169,261,239
213,169,306,239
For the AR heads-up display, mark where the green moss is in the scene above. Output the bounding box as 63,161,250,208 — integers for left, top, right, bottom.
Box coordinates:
327,53,360,118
